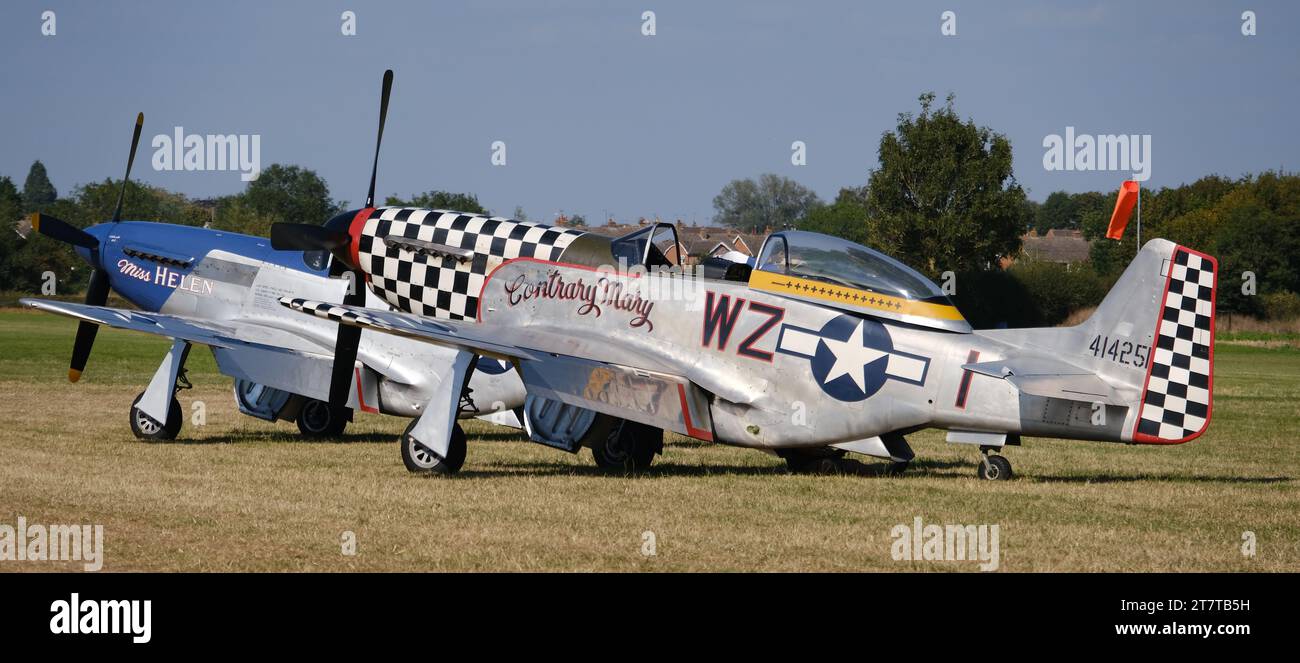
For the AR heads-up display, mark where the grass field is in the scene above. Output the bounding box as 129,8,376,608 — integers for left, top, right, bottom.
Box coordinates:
0,308,1297,572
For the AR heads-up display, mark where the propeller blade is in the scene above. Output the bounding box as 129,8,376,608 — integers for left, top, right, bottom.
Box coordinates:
364,70,393,208
326,271,369,409
270,223,351,252
19,212,98,249
110,112,145,224
68,268,110,383
328,325,363,409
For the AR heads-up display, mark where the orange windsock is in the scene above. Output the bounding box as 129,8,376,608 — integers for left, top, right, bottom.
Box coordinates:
1106,180,1140,240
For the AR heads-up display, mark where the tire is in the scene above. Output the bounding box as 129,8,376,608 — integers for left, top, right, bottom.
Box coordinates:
400,419,467,475
977,454,1013,481
296,399,348,438
590,419,661,472
129,392,182,441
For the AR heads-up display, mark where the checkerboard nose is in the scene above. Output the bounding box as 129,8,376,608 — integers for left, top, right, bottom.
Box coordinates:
355,208,586,321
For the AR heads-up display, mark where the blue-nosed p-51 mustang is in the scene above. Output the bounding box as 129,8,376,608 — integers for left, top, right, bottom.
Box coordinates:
16,112,530,460
271,71,1218,480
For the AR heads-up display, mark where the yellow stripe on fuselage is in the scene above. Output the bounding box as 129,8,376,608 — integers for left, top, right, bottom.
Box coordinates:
748,269,966,321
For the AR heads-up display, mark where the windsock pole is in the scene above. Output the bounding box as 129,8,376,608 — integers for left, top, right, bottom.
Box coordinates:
1135,180,1142,255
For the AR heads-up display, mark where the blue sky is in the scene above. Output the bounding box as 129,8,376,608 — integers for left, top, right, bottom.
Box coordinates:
2,1,1296,224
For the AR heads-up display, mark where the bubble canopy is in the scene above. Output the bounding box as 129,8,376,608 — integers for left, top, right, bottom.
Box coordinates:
756,231,948,301
751,230,969,332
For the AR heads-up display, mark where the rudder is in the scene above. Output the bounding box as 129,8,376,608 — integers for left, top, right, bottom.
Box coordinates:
1131,245,1217,443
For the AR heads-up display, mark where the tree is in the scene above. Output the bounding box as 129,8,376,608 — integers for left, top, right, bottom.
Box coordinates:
567,213,588,227
712,173,822,232
1,175,85,293
21,161,57,212
1210,187,1299,315
212,196,276,236
1034,191,1076,235
76,179,210,227
0,176,27,288
243,164,342,226
864,92,1026,275
797,188,869,244
513,206,528,221
385,190,486,214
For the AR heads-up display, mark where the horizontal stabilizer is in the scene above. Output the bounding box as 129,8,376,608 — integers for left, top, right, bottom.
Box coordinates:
1005,374,1132,406
963,355,1132,405
961,355,1092,379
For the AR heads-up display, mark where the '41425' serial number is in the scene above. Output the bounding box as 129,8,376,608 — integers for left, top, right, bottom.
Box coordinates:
1089,335,1148,368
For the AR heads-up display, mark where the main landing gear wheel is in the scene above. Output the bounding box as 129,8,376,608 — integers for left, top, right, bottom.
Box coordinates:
977,454,1012,481
591,420,662,472
129,392,182,441
401,420,467,475
296,399,349,438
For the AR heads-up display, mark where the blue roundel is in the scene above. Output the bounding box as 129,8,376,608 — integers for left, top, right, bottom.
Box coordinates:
809,315,896,402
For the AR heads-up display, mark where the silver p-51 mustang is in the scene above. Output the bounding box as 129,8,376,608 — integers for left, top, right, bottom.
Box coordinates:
271,71,1218,480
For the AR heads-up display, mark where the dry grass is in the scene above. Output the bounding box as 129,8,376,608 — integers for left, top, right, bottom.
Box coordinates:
0,308,1297,572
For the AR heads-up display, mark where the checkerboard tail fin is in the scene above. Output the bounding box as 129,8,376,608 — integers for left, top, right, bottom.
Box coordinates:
1091,240,1217,444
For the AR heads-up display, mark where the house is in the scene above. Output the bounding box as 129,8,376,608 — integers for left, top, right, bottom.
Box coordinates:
1015,228,1092,267
580,219,768,265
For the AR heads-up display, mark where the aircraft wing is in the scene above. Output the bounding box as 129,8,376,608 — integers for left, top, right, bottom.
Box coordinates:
279,298,544,361
279,297,766,402
22,298,271,351
19,298,372,407
280,297,723,440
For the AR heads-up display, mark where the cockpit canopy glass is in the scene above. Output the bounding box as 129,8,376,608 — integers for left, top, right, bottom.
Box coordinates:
610,223,681,269
755,230,947,302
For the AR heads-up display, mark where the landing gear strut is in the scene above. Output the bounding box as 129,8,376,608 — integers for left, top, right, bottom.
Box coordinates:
130,339,191,441
976,446,1012,481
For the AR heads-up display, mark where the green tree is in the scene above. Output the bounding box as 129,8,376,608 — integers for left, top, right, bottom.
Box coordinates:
1211,188,1299,315
21,160,57,212
797,188,868,243
212,196,275,236
243,164,342,227
0,176,26,289
864,92,1026,275
567,213,588,227
1,176,85,294
76,179,210,227
1034,191,1076,235
385,190,486,214
712,173,821,232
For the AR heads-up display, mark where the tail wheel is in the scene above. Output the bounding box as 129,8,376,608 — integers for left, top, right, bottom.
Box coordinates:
401,420,467,475
590,420,662,472
977,454,1013,481
129,392,182,441
296,399,349,438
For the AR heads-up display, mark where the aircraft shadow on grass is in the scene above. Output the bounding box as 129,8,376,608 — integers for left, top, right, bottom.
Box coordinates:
1030,473,1292,485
